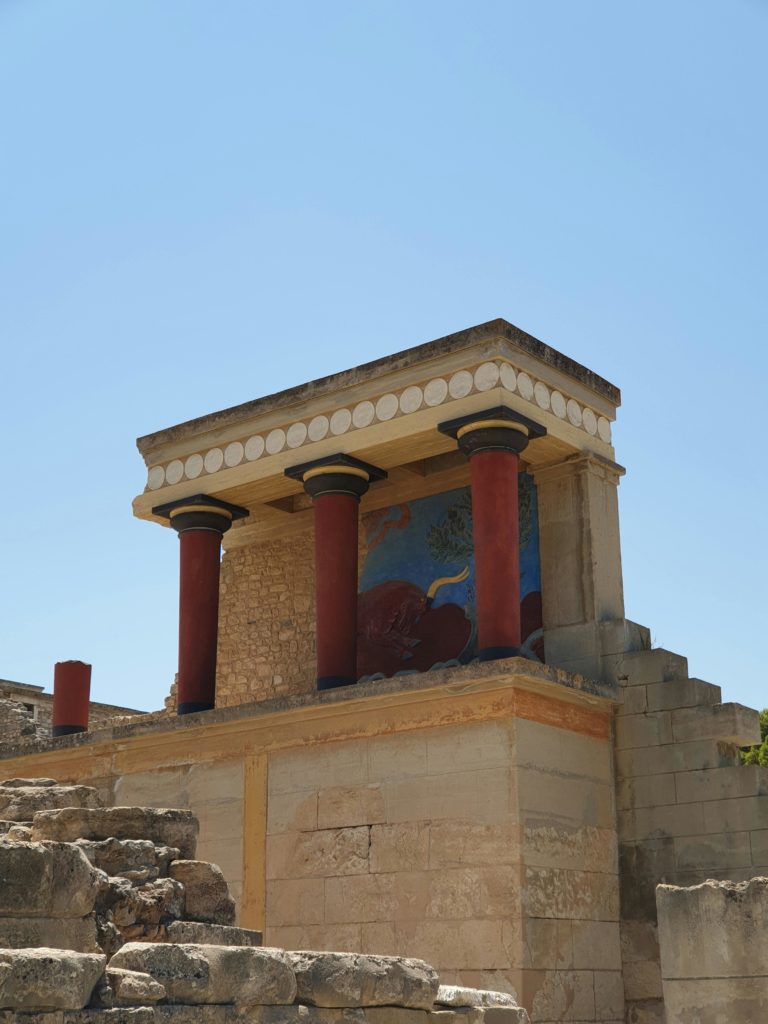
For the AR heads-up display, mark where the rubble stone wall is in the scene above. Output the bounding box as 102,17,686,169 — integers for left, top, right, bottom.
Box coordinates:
656,877,768,1024
216,532,316,707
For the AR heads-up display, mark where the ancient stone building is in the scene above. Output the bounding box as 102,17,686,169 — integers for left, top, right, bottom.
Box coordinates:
1,319,764,1024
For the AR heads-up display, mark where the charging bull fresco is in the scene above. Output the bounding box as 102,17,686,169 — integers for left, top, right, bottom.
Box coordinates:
357,474,543,678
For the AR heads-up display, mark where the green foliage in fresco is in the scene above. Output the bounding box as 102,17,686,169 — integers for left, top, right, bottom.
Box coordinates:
425,477,534,564
741,709,768,766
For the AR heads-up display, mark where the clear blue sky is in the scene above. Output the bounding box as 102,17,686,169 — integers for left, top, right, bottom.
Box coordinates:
1,1,765,713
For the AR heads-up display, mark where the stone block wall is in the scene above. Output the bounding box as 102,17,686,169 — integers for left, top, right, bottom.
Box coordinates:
612,645,766,1023
265,712,622,1024
216,532,316,706
656,877,768,1023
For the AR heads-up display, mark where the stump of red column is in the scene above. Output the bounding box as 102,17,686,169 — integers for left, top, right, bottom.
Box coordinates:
52,660,91,737
440,407,546,661
286,455,386,690
153,494,248,715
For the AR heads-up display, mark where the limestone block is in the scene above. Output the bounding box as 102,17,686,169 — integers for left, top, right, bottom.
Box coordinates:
0,948,105,1011
612,649,688,687
0,842,105,918
6,826,33,842
325,874,396,924
240,1008,367,1024
267,790,318,835
615,738,741,779
616,774,676,811
521,968,596,1023
621,961,662,1001
425,723,512,776
593,971,624,1021
168,860,236,925
617,686,647,717
113,769,187,811
645,678,721,712
0,779,58,788
423,866,519,920
656,876,768,980
75,839,180,882
428,824,521,870
394,920,510,971
289,951,439,1009
268,742,368,796
90,968,166,1007
522,825,617,873
265,878,325,927
599,619,651,656
383,769,515,826
518,771,613,829
672,702,761,746
367,734,427,783
701,794,768,834
430,1013,528,1024
361,923,398,957
618,802,704,843
750,828,768,866
267,924,362,954
0,785,101,822
434,986,521,1008
109,942,296,1006
267,827,370,879
673,831,752,872
614,713,672,751
31,808,198,859
165,921,262,945
515,720,611,784
66,1010,156,1024
522,866,619,921
370,824,429,874
318,787,386,830
570,921,620,971
0,915,99,953
675,763,766,804
662,977,768,1024
107,877,185,932
520,919,573,970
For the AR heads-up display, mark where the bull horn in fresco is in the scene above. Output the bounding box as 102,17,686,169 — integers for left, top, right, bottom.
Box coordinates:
425,565,470,605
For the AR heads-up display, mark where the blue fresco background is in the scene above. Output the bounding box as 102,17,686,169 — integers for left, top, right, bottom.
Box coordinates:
358,474,542,672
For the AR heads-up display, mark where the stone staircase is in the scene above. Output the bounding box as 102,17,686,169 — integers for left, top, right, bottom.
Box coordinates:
610,639,766,1024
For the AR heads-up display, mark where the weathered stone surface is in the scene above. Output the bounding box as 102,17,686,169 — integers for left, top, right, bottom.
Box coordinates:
106,878,185,940
0,779,58,789
32,808,198,860
290,952,439,1009
6,826,33,842
240,1008,365,1024
0,786,101,822
65,1010,155,1024
0,842,105,918
0,948,105,1010
0,914,99,953
429,1012,528,1024
168,861,235,925
165,921,262,946
109,942,296,1006
434,987,521,1009
76,839,179,883
90,968,166,1007
153,1008,228,1024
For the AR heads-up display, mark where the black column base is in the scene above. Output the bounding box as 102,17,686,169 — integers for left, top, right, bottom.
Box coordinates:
317,676,357,691
177,701,215,715
52,724,86,737
478,645,521,661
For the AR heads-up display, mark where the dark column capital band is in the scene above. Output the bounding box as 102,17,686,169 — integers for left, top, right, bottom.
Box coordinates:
285,453,387,502
438,406,546,458
153,494,249,535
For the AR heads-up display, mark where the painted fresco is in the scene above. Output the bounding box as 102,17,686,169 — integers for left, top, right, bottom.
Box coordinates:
357,474,543,679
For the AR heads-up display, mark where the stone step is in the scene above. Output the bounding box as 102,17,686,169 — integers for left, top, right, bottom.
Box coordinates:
671,702,761,746
31,807,198,859
646,678,722,712
165,920,262,945
616,649,689,687
0,783,101,821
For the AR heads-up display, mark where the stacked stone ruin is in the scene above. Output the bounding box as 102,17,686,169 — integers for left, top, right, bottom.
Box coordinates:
0,779,530,1023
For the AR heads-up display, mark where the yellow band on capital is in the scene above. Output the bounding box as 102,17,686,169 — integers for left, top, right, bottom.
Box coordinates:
456,419,529,440
169,505,234,520
301,465,370,483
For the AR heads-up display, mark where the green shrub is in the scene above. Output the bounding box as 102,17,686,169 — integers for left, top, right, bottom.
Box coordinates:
741,709,768,766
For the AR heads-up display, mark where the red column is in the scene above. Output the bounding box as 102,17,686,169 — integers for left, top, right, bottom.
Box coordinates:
52,660,91,737
177,528,224,713
470,449,522,658
313,492,360,687
153,495,248,715
440,409,543,662
286,456,385,691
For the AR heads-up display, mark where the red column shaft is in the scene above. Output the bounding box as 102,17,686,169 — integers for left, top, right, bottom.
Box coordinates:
470,449,521,656
178,528,223,712
52,660,91,735
313,492,359,686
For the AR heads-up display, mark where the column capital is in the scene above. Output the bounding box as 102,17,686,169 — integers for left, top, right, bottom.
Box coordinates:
153,494,249,535
438,406,546,458
285,453,387,501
